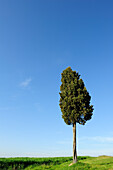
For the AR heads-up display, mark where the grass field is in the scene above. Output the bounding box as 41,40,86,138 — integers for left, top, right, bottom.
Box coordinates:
0,156,113,169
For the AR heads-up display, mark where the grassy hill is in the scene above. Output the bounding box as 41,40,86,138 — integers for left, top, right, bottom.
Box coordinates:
0,156,113,169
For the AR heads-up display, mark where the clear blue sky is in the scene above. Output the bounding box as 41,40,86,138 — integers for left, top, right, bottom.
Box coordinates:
0,0,113,157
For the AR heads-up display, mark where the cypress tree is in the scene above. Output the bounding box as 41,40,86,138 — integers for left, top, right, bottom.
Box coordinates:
59,67,94,163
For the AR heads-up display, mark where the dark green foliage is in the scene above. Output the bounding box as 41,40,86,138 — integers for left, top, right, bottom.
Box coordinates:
0,157,73,169
59,67,94,125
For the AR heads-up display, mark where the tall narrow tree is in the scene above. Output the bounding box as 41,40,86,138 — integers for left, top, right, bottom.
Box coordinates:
59,67,94,163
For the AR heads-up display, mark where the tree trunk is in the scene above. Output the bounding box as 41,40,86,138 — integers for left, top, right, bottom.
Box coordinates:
73,123,77,163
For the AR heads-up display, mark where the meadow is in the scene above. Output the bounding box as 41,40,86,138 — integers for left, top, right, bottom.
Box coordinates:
0,156,113,169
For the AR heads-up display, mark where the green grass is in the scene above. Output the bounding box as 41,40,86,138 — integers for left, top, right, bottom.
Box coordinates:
0,156,113,170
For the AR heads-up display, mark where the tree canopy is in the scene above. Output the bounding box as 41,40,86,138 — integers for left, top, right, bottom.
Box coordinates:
59,67,94,125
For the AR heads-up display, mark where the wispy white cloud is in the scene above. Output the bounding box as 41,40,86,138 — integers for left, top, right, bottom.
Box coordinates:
79,136,113,143
20,78,32,88
57,136,113,146
0,106,18,113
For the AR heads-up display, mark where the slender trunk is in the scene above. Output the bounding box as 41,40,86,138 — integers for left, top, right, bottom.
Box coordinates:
73,123,77,163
